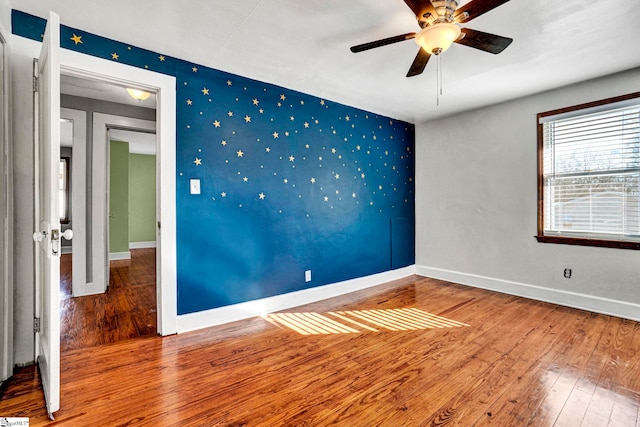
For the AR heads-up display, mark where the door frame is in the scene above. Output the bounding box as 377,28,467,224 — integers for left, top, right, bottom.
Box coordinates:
93,113,156,291
60,108,87,297
59,49,177,335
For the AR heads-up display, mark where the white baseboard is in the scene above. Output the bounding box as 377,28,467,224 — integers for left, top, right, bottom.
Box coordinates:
177,265,416,333
109,251,131,261
129,241,156,249
416,265,640,323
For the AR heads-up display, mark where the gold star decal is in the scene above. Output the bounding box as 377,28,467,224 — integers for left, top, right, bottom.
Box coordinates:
310,177,316,184
305,144,310,149
352,193,357,198
237,150,244,157
320,100,325,106
289,155,295,162
300,100,305,105
373,135,377,140
192,66,198,72
361,173,366,179
221,192,227,197
285,132,290,137
159,55,165,61
277,102,282,107
356,145,361,150
331,148,337,154
266,147,271,152
111,52,119,60
227,80,232,86
259,192,266,200
213,120,221,128
280,94,286,101
221,140,227,146
228,111,234,117
244,115,251,123
202,87,210,95
243,177,249,182
186,99,193,105
290,116,295,121
345,115,350,121
304,122,310,128
194,158,202,165
70,34,82,45
323,196,329,202
272,132,279,139
253,98,259,105
335,174,340,180
283,179,288,184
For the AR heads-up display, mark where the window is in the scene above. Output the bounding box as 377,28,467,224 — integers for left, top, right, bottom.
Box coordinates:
59,157,70,224
537,92,640,250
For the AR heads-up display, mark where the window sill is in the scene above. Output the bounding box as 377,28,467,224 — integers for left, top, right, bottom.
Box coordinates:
535,235,640,250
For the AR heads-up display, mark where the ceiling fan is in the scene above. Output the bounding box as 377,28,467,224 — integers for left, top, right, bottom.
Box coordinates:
351,0,513,77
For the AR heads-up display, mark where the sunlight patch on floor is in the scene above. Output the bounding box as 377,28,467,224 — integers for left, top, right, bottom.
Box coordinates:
264,308,469,335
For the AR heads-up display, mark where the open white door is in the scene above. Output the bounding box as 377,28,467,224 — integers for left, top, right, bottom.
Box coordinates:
32,11,63,418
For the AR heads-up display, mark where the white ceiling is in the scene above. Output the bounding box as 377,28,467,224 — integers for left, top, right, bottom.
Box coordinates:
15,0,640,123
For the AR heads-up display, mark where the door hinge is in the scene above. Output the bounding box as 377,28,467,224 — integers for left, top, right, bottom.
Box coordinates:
33,75,38,93
33,317,41,334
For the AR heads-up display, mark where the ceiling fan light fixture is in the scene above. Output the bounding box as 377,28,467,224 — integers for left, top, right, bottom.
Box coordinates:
126,87,151,102
415,22,461,55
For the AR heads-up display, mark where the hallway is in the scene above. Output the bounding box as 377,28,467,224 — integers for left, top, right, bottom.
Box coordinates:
59,248,157,352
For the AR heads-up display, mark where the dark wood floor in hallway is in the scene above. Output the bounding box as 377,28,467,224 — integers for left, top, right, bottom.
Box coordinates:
1,275,639,426
59,248,157,352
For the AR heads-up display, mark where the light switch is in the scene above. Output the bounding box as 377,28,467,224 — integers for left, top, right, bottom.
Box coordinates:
190,179,201,195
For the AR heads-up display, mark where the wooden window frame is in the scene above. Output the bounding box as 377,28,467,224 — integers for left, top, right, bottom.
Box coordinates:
536,92,640,250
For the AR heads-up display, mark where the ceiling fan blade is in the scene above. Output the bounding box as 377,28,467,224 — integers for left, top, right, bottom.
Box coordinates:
454,28,512,54
350,33,416,53
454,0,511,23
403,0,438,20
406,48,432,77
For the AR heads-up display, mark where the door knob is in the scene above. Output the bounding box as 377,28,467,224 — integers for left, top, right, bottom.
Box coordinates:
61,229,73,240
33,231,46,242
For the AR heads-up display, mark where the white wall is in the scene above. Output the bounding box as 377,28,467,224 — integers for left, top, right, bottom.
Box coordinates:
415,68,640,320
10,37,38,365
0,0,9,33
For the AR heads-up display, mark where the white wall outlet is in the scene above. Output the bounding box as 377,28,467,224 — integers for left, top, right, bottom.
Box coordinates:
190,179,201,195
305,270,312,282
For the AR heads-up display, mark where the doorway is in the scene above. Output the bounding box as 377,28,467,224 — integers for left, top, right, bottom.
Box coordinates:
58,90,160,350
58,47,177,336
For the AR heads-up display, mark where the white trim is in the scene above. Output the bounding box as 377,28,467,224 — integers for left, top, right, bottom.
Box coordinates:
177,266,416,333
129,241,156,249
93,113,155,293
58,48,177,336
0,20,13,383
60,108,87,297
109,251,131,261
415,265,640,323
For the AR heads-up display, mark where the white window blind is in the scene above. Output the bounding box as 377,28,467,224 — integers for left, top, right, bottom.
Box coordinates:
541,102,640,242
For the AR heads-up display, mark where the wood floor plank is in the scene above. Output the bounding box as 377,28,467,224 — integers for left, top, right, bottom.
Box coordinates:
2,275,640,426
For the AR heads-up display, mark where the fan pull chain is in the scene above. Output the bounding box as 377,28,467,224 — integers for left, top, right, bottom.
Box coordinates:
436,53,443,106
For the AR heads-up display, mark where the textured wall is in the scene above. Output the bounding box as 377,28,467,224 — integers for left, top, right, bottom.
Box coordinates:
13,10,415,315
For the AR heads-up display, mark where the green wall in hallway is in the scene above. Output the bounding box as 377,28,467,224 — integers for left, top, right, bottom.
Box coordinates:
129,153,156,243
109,140,129,253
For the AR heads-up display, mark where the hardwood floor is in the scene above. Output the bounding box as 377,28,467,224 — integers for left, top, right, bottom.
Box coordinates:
60,248,157,352
1,276,639,426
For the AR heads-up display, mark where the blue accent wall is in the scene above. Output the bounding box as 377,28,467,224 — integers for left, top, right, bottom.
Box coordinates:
13,10,415,315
